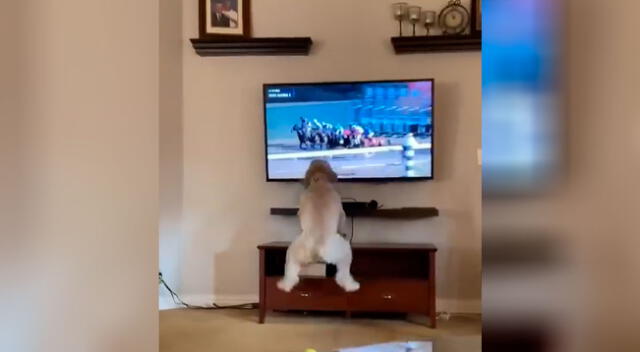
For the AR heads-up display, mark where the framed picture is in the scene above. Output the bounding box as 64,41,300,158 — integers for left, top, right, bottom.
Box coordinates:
199,0,251,37
471,0,482,33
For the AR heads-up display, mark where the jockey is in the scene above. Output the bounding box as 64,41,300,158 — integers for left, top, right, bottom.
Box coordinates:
354,124,364,135
292,117,309,132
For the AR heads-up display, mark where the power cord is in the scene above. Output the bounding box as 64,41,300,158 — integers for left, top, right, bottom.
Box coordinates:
159,273,258,310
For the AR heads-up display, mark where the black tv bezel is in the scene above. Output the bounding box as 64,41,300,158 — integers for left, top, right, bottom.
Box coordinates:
262,78,435,183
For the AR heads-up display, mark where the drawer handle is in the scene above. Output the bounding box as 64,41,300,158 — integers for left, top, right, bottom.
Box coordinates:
382,294,393,300
300,292,310,297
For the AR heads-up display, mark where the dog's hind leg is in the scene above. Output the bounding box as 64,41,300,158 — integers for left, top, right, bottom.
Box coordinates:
277,258,300,292
320,234,360,292
277,236,307,292
335,252,360,292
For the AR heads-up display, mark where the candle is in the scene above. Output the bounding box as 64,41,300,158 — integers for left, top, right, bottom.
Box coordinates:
424,11,436,24
408,6,422,21
392,2,408,19
393,2,409,36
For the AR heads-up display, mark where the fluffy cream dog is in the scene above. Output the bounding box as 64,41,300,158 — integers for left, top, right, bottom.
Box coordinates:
277,160,360,292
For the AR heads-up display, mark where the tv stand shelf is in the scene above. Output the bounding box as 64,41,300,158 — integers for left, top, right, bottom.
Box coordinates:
270,207,439,219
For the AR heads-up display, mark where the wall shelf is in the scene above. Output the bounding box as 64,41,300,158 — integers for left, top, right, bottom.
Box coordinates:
190,37,313,57
270,207,439,219
391,34,481,54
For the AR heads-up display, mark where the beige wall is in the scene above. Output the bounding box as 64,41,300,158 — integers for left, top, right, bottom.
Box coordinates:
175,0,481,312
0,1,158,351
159,0,185,309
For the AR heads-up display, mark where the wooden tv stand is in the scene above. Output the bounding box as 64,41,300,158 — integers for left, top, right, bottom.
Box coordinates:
257,242,437,328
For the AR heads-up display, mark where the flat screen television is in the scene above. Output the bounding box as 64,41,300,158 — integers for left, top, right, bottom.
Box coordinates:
263,79,434,182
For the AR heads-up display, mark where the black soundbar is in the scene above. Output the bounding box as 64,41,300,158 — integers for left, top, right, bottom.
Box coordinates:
341,200,378,213
270,206,439,218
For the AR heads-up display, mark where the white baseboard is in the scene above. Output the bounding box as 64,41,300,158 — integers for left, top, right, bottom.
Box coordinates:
160,293,480,313
436,298,481,314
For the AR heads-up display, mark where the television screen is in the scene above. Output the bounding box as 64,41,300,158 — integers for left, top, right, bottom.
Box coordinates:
263,79,434,181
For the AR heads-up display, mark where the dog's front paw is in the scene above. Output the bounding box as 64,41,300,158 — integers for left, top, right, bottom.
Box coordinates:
277,277,298,292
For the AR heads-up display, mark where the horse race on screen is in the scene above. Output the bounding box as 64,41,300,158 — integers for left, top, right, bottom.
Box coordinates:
264,80,434,180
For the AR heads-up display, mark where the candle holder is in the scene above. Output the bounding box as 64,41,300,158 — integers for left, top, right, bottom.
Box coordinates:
407,6,422,36
392,2,408,36
423,10,436,36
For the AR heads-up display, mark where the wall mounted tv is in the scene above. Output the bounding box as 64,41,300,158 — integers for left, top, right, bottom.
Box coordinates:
263,79,434,182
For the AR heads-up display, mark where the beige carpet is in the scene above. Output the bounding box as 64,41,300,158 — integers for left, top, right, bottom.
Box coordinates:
160,309,481,352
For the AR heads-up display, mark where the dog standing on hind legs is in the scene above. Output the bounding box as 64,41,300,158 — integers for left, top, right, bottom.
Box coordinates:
277,160,360,293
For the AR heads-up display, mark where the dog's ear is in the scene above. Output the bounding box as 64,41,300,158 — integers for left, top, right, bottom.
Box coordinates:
303,164,315,188
319,160,338,183
327,168,338,183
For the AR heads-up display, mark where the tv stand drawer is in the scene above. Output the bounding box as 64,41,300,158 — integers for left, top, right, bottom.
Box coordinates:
265,277,347,311
348,279,429,313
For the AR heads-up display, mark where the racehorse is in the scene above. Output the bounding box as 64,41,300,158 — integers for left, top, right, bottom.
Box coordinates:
291,124,311,149
291,118,377,150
